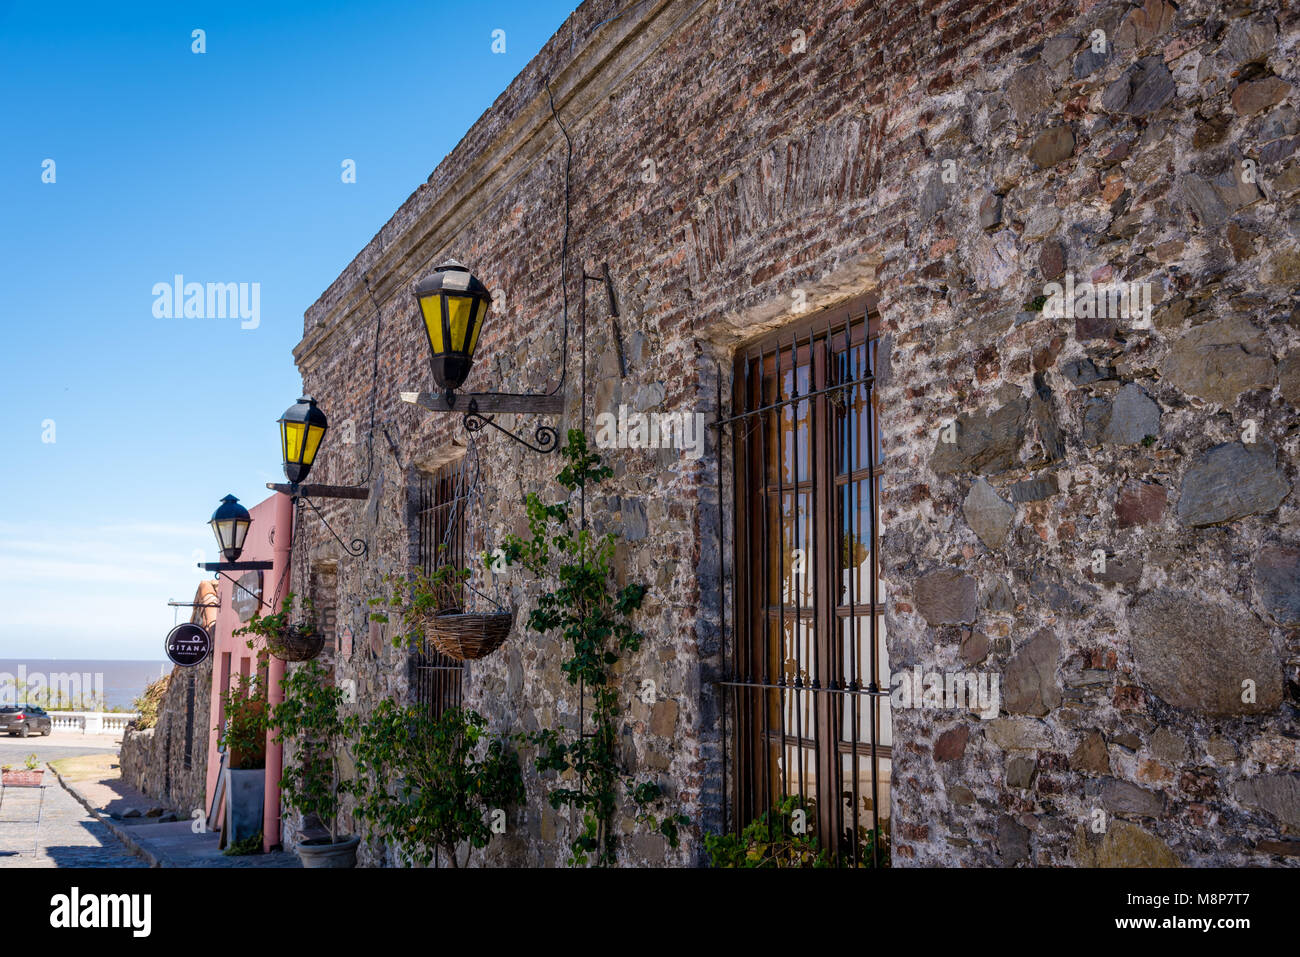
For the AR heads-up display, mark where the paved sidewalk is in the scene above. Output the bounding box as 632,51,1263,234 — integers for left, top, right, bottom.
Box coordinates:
50,753,299,868
0,737,142,867
0,776,145,868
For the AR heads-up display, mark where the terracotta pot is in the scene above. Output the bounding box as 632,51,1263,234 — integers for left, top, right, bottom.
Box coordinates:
296,834,360,868
2,769,44,788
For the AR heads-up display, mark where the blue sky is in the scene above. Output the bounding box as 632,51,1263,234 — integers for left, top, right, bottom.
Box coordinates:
0,0,578,659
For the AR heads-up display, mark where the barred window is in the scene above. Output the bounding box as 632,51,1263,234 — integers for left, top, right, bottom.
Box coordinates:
410,457,471,718
719,295,890,865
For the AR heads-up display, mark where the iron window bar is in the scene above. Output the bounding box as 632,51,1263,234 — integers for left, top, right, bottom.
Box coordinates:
410,458,471,723
709,372,876,429
712,307,886,867
716,678,890,696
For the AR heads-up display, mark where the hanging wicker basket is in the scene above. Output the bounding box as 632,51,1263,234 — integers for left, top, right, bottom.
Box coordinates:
422,608,514,661
266,623,325,663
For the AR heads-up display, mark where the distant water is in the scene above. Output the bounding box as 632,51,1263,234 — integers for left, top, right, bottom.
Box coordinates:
0,659,173,712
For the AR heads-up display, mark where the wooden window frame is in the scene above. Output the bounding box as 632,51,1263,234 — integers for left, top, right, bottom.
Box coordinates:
722,292,888,865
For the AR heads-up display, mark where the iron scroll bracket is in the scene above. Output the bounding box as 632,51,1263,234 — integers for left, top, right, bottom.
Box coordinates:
295,493,368,558
461,397,560,454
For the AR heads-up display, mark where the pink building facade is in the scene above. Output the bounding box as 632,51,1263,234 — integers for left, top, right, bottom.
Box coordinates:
202,491,293,852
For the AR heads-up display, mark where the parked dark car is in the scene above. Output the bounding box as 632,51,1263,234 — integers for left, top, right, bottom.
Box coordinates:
0,706,52,737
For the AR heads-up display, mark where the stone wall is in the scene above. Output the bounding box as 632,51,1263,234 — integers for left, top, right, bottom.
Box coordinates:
122,582,216,818
872,0,1299,867
292,0,1300,866
120,658,212,818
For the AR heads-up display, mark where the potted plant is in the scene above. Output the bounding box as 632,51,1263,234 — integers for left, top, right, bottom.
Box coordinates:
218,671,267,770
370,563,512,661
237,592,324,663
215,671,268,846
270,659,361,867
1,753,44,788
704,796,891,867
352,702,523,867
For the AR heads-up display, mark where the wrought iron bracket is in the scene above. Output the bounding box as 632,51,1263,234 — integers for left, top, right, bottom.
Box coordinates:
462,397,560,454
399,391,563,454
396,261,626,455
295,494,368,558
197,560,275,572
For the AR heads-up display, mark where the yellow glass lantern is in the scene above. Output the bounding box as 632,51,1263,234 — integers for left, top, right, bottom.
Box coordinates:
412,259,491,403
278,396,328,484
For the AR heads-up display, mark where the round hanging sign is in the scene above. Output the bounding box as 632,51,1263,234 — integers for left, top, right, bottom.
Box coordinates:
165,622,212,667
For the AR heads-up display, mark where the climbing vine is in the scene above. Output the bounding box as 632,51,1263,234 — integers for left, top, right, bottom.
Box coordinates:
501,429,688,866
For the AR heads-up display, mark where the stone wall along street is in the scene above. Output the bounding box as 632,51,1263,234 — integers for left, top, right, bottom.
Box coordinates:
289,0,1300,866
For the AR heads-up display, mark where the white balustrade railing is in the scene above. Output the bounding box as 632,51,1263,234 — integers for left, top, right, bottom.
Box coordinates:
45,712,139,735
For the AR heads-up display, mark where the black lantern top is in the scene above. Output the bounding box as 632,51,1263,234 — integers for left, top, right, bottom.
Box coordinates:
278,396,328,485
209,494,252,562
413,259,491,403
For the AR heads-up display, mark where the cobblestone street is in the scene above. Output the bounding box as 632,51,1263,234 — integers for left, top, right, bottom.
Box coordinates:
0,735,143,868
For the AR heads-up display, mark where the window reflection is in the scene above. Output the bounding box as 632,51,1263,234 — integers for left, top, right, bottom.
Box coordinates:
764,365,812,486
768,493,814,606
736,315,888,863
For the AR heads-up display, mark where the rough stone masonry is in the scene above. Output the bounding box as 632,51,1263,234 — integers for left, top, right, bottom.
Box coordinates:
289,0,1300,866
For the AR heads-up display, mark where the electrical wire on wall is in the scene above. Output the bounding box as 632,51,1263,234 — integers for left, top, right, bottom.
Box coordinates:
539,75,590,838
300,1,657,451
547,81,573,401
319,77,584,421
358,275,387,485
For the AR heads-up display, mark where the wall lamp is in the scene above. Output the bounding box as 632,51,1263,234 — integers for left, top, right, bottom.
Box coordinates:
199,494,274,573
261,396,371,558
400,259,566,453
